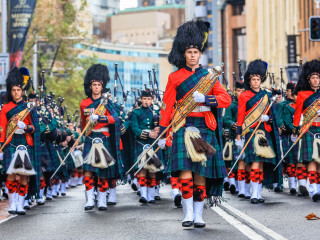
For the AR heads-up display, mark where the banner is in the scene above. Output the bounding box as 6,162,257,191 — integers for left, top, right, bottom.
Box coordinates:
8,0,37,69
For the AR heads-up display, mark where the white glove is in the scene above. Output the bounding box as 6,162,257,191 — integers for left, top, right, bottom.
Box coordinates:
291,134,298,142
73,150,81,157
0,152,3,160
89,114,99,122
261,115,270,122
158,138,166,149
235,138,244,149
193,91,205,103
317,109,320,116
17,120,26,129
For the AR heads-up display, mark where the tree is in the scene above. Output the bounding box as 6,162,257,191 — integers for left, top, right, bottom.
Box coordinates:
20,0,98,114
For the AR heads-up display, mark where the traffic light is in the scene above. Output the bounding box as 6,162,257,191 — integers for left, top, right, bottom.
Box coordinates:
309,16,320,41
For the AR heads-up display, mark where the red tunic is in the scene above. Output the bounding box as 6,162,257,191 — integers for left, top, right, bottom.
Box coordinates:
293,91,320,128
237,90,272,133
80,98,115,136
159,67,231,131
0,101,35,146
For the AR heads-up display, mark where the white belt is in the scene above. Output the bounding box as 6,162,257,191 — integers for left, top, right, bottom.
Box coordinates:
15,129,25,134
92,127,109,133
192,106,211,113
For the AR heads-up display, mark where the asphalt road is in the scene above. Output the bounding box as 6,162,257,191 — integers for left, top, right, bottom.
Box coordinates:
0,180,319,240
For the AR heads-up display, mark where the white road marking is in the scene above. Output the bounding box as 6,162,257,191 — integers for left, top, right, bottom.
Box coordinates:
212,206,266,240
0,213,18,224
221,203,287,240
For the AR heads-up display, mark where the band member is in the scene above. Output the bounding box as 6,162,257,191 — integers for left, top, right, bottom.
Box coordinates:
291,60,320,201
80,64,123,211
283,91,299,194
130,90,163,204
0,67,41,215
236,59,280,204
158,19,231,228
223,81,246,196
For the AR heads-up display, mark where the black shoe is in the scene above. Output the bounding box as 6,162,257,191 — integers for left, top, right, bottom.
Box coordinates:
229,185,236,194
238,193,245,198
148,200,156,204
52,195,57,198
84,206,94,211
155,196,161,201
137,191,140,196
274,186,281,192
290,188,297,195
17,211,26,215
299,185,309,196
24,205,31,210
245,195,251,199
223,182,230,191
98,206,107,211
194,222,206,228
46,197,52,200
182,221,193,227
37,201,45,206
61,193,66,196
139,197,147,203
177,204,183,208
131,183,138,191
250,198,259,204
312,193,320,202
107,202,116,205
8,210,17,214
258,198,265,203
174,194,182,207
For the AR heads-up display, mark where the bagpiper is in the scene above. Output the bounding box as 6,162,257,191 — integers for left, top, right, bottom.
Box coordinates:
0,67,41,215
80,64,123,211
223,81,245,196
158,19,231,228
236,59,281,204
130,90,163,204
291,60,320,201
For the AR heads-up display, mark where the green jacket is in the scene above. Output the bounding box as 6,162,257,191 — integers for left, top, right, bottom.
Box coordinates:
276,98,293,128
283,102,295,132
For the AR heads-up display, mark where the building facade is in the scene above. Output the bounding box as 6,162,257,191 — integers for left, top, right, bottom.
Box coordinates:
299,0,320,61
246,0,299,85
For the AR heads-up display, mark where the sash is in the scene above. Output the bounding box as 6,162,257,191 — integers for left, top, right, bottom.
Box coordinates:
241,91,269,136
302,90,320,129
5,103,29,139
172,69,219,132
84,98,107,136
176,68,209,101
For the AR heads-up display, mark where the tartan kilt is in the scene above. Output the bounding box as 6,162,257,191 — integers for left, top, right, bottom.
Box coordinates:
132,138,157,171
40,142,53,172
63,147,76,170
281,135,299,164
53,145,69,180
300,126,320,163
244,126,277,165
46,141,60,172
167,117,227,179
2,134,37,173
83,132,118,179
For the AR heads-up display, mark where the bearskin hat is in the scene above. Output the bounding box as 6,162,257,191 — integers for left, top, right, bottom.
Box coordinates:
28,92,38,100
294,60,320,95
286,82,295,91
141,90,152,98
235,81,245,89
6,67,31,101
168,19,210,69
84,64,110,97
244,59,268,90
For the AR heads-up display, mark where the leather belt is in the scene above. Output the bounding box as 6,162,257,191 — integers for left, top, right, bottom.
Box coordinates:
192,106,211,113
92,127,109,133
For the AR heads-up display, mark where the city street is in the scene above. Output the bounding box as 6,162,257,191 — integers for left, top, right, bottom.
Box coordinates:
0,181,319,240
